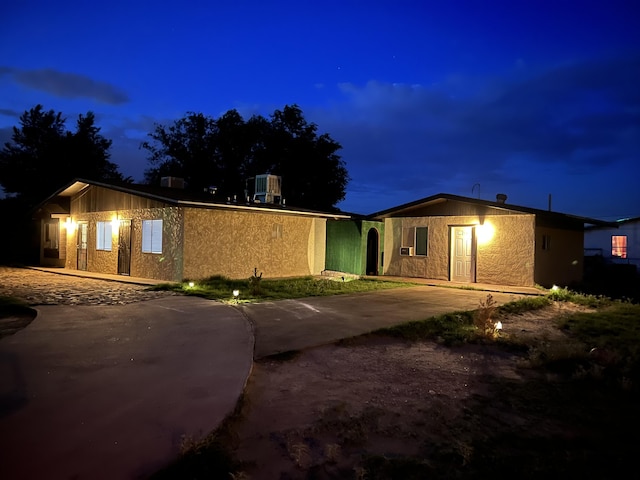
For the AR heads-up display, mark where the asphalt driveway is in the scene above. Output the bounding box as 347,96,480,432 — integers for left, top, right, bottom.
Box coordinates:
241,285,529,358
0,295,253,480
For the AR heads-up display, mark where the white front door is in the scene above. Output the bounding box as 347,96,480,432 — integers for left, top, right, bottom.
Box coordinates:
451,226,475,283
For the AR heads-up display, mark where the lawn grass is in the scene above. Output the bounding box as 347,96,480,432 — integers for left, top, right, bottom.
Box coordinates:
149,275,418,303
373,295,552,346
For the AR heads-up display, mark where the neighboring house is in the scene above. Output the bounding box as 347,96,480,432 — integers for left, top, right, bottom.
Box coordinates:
585,217,640,271
366,193,613,288
34,178,348,282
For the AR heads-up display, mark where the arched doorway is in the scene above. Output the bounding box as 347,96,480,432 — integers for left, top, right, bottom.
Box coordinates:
365,228,379,275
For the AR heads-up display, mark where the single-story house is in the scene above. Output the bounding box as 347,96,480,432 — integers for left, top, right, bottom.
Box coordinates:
34,178,349,282
364,193,613,288
585,216,640,271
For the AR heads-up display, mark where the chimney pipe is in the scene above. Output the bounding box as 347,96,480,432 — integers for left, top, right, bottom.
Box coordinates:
496,193,507,204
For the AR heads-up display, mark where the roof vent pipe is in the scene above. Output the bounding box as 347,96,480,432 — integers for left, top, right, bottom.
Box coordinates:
496,193,507,204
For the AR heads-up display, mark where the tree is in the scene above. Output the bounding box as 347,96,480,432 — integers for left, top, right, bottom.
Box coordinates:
0,105,126,207
142,105,349,211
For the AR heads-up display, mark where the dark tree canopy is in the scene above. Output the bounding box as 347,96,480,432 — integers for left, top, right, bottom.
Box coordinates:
142,105,349,211
0,105,126,207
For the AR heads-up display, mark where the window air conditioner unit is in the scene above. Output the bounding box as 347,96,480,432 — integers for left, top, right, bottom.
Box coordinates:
400,246,414,256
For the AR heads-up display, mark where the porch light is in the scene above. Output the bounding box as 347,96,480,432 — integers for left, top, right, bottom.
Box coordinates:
111,215,120,233
476,221,495,245
65,217,76,232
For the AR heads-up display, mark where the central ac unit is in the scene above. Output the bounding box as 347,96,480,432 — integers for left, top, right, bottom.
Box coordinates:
400,246,414,256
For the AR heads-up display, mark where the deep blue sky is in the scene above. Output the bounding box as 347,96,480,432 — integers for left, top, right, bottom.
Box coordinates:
1,0,639,219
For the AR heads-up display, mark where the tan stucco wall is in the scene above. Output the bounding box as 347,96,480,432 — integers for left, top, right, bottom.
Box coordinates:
476,215,535,286
383,214,536,287
182,208,326,280
63,207,184,282
534,226,583,288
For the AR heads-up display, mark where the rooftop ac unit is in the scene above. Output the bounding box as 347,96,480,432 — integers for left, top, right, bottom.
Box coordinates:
400,246,414,256
253,174,282,204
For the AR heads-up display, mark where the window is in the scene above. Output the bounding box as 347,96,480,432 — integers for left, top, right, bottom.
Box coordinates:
44,221,59,249
142,219,163,253
402,227,415,248
542,234,551,251
96,221,112,251
401,226,428,256
415,227,428,256
612,236,627,259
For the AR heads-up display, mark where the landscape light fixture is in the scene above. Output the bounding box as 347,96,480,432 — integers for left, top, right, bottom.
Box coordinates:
188,281,195,288
233,289,240,298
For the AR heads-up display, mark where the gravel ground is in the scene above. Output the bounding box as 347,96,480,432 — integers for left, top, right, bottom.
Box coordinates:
0,266,176,305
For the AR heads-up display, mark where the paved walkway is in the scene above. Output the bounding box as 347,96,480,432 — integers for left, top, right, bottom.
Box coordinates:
241,286,533,358
0,268,253,480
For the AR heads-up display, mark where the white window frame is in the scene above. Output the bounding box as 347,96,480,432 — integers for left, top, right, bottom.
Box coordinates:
96,221,112,251
402,226,428,256
142,219,163,254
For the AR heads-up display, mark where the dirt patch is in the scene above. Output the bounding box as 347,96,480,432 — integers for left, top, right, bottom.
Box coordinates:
230,304,637,479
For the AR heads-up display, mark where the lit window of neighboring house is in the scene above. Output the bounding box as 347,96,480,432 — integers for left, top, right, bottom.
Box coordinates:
142,219,163,254
96,221,112,251
612,235,627,258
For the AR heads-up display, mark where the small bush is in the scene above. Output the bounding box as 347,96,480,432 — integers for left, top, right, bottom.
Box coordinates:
248,267,263,296
474,294,499,339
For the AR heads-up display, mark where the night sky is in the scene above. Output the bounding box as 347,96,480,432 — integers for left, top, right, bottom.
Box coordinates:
1,0,638,219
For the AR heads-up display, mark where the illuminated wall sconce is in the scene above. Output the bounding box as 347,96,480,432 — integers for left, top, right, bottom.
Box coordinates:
111,215,120,235
65,217,76,232
476,221,495,245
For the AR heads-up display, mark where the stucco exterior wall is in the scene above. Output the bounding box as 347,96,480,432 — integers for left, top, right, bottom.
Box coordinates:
476,214,535,286
129,207,184,282
63,207,184,282
383,214,536,286
534,226,583,287
182,208,325,280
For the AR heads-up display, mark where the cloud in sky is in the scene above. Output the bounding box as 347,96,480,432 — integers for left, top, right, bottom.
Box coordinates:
311,54,639,215
0,67,129,105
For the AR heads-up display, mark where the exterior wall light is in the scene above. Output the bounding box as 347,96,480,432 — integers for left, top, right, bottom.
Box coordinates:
65,217,76,233
111,215,120,234
476,221,495,245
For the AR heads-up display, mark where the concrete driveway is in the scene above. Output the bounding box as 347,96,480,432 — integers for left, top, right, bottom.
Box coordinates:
241,286,529,358
0,295,253,480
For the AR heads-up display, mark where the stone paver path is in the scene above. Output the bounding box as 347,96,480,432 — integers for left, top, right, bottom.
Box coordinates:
0,266,176,305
